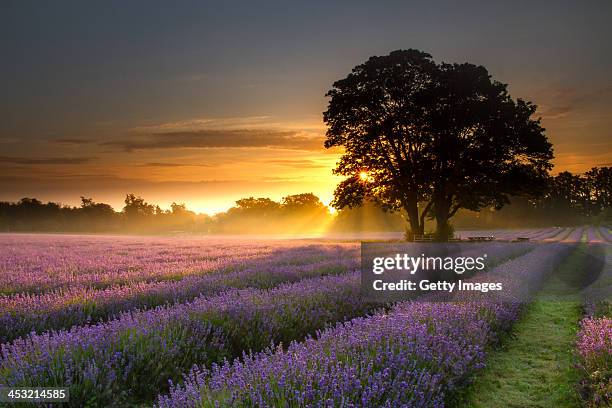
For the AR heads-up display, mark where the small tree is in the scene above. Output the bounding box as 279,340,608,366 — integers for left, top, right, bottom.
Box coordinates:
585,167,612,213
281,193,327,214
123,194,155,220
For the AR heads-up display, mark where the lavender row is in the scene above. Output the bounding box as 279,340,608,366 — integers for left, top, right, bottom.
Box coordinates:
585,227,604,244
576,241,611,406
522,227,571,242
0,248,357,343
0,273,375,406
561,226,585,243
0,234,349,294
582,240,612,314
598,227,612,243
542,227,574,242
0,242,529,343
156,243,572,408
0,243,534,405
456,228,567,242
531,227,567,241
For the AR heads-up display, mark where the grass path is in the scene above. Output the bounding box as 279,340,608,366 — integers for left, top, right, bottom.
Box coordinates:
458,245,588,408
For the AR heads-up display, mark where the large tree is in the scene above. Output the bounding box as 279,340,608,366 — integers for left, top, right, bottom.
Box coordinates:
324,49,553,240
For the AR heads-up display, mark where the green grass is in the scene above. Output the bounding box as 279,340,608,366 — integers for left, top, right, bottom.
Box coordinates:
457,245,593,408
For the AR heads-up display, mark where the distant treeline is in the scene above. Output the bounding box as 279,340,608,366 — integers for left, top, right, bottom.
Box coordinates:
0,193,331,234
0,168,610,234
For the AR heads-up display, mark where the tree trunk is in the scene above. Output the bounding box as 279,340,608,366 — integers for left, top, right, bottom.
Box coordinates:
433,196,452,242
403,195,423,238
409,215,424,236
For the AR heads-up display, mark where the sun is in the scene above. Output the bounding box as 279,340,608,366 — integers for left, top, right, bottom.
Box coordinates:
359,171,371,182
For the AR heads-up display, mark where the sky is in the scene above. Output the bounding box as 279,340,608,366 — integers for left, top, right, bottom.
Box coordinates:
1,0,611,214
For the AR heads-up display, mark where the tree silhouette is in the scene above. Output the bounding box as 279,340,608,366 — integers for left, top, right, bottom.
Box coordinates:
232,197,281,217
123,194,155,220
548,171,589,215
281,193,327,214
585,167,612,213
543,168,612,220
80,196,114,216
324,49,553,240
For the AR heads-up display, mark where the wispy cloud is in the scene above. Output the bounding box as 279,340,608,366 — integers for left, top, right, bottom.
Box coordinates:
53,138,94,145
105,129,324,151
129,116,273,133
0,156,94,165
129,116,326,133
267,159,328,169
260,175,309,182
536,85,612,120
139,162,213,167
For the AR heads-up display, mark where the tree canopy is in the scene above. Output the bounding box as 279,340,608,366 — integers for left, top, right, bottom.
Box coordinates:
324,49,553,239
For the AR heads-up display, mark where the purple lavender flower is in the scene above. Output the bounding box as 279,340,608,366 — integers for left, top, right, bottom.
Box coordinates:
0,273,373,406
156,244,572,408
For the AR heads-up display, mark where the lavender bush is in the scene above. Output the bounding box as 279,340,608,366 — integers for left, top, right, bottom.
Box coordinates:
576,317,612,407
0,241,529,342
0,273,375,406
156,244,571,407
577,242,611,407
0,242,535,406
165,303,494,408
0,234,292,294
0,249,357,342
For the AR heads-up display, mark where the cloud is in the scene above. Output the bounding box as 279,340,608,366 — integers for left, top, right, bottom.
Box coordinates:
260,176,309,182
0,155,94,165
536,85,612,121
53,138,94,145
538,105,573,120
105,129,325,151
267,159,329,169
129,116,326,134
129,116,273,133
139,162,213,167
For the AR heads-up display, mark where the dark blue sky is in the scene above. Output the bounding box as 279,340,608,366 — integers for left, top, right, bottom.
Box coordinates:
1,0,611,211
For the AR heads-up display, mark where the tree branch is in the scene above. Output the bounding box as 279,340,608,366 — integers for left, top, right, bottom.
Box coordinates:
449,202,462,218
419,200,434,227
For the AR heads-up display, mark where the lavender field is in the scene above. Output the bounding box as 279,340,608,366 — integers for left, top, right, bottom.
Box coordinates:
0,228,610,407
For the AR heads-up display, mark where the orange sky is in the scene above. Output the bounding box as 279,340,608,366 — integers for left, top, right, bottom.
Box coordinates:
1,2,610,214
1,100,609,214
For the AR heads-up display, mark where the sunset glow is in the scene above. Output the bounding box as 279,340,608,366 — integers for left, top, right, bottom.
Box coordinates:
1,2,610,213
359,171,371,182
